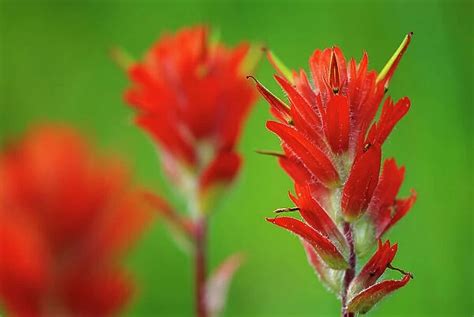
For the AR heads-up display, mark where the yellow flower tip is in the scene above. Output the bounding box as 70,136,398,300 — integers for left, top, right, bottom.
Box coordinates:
263,47,293,84
240,43,264,75
110,47,135,71
376,32,413,87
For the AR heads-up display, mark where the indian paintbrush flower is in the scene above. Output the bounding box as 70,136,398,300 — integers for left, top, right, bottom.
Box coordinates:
252,33,416,315
0,125,150,317
120,25,259,317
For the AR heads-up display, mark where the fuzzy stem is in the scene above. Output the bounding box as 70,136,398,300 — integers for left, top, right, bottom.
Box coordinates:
195,217,208,317
341,222,356,317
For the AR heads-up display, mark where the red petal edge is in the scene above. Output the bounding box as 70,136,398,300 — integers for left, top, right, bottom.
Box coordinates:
346,274,411,314
267,216,348,270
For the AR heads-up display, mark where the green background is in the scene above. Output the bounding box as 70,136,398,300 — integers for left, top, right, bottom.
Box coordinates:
1,0,472,316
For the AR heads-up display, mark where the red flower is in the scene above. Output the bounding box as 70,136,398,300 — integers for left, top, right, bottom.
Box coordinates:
124,26,257,200
0,125,149,317
255,33,416,315
346,240,412,314
120,26,259,317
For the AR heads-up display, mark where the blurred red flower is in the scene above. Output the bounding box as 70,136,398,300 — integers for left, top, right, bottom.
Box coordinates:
253,33,416,315
124,26,257,201
0,125,150,317
119,25,259,317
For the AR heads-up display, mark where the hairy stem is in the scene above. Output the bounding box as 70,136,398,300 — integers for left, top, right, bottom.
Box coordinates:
195,217,208,317
341,222,356,317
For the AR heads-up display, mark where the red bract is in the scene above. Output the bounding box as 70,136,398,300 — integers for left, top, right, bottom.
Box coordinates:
366,159,417,239
256,33,416,316
346,241,412,314
0,125,149,317
124,25,257,199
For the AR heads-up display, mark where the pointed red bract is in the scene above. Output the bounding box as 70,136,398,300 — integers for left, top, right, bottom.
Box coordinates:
346,240,412,314
267,217,348,269
368,159,417,238
367,97,411,145
267,121,339,188
324,95,350,154
348,240,398,297
291,185,348,256
251,76,291,123
342,144,382,221
347,275,411,314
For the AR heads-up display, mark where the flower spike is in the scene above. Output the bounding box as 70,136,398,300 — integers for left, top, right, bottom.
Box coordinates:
121,25,260,317
259,35,415,316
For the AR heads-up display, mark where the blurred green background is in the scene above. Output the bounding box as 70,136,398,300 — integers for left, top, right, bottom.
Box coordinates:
1,0,472,316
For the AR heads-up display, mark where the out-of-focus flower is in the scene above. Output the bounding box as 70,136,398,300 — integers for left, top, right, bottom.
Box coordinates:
124,26,258,212
119,25,259,317
253,33,416,316
0,125,149,317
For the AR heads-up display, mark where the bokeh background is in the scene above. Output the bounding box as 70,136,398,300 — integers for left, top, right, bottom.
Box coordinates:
1,0,472,316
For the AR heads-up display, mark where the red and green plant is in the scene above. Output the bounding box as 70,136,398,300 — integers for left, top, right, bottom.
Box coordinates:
0,125,149,316
120,26,259,317
251,33,416,316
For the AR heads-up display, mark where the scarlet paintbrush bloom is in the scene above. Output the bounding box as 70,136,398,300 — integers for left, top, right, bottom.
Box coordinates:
120,25,258,317
253,33,416,315
0,125,149,317
124,26,257,207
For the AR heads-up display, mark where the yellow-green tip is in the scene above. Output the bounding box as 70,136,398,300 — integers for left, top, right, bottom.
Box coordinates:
110,47,135,71
376,32,413,85
263,47,293,83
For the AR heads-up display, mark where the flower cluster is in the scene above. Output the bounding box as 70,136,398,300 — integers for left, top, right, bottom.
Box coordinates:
122,26,258,317
124,26,257,213
253,33,416,315
0,125,149,317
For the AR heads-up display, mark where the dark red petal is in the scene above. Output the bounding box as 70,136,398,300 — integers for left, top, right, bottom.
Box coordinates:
275,75,322,133
348,240,398,297
251,77,291,123
375,97,411,144
267,121,340,187
367,158,405,231
309,48,332,105
342,144,381,221
382,190,417,236
292,185,348,256
324,95,350,154
346,274,411,314
267,217,348,269
199,152,241,191
294,69,320,111
278,156,312,184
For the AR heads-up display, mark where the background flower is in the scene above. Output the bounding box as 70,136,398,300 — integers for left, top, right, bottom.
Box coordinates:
0,125,150,317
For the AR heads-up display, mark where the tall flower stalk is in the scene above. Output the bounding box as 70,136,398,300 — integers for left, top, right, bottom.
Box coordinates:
251,33,416,315
120,26,258,317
